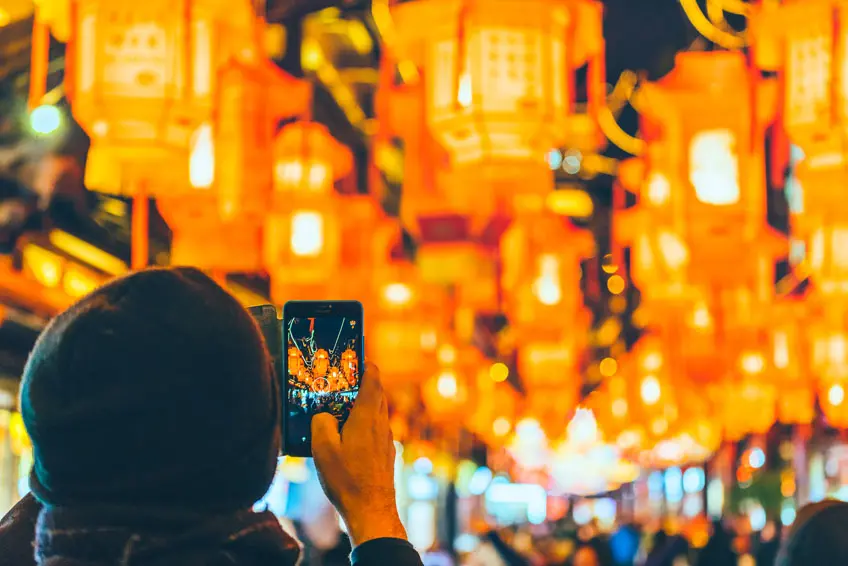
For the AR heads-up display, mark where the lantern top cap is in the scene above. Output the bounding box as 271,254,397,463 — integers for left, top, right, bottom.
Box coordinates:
663,51,749,90
275,122,353,180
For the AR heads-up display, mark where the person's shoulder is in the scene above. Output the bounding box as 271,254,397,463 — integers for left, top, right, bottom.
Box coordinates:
0,494,41,566
351,538,423,566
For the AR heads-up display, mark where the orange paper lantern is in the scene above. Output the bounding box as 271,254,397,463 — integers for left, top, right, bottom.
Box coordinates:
66,0,265,195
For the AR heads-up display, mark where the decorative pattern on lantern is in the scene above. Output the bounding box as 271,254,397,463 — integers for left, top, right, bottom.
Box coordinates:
387,0,605,213
617,52,784,307
500,210,593,339
751,0,848,160
266,122,353,302
66,0,263,195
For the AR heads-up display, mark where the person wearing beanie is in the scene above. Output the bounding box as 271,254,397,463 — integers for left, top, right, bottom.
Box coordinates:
0,267,421,566
775,499,848,566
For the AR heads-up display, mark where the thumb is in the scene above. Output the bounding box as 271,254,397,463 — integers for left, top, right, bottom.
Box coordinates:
311,412,342,463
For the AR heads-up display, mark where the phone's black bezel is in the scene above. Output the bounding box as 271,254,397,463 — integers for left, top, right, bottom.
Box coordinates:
282,300,365,458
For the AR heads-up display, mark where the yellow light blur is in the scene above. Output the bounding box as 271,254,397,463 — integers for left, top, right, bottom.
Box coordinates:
302,37,324,71
489,362,509,383
63,266,99,298
383,282,413,306
437,344,457,365
345,19,374,55
189,123,215,189
642,351,663,372
49,230,127,275
601,254,618,274
646,172,671,206
492,417,512,437
436,370,458,398
828,384,845,407
599,357,618,377
640,375,662,405
23,245,62,288
689,129,740,206
607,275,626,295
290,211,324,257
612,398,628,418
532,254,562,306
546,189,594,218
741,352,765,375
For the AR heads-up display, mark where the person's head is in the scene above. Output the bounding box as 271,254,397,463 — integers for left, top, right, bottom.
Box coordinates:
21,267,280,511
776,500,848,566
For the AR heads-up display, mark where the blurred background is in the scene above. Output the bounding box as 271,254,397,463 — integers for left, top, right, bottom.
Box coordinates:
0,0,842,565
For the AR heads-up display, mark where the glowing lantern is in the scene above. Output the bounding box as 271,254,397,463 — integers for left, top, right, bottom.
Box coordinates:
821,381,848,429
500,210,593,339
422,365,473,424
388,0,605,211
266,122,353,302
720,379,777,442
787,165,848,300
64,0,263,195
332,194,400,303
751,3,848,298
158,196,263,272
751,0,848,160
367,261,450,384
517,341,581,411
617,52,783,309
468,377,520,446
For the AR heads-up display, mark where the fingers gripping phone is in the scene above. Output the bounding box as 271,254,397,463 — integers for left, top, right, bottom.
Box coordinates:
250,301,364,457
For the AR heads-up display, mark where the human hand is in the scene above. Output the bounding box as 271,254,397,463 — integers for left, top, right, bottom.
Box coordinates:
311,363,406,546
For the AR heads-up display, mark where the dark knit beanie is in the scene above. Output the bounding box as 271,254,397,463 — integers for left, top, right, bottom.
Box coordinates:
21,267,280,510
776,500,848,566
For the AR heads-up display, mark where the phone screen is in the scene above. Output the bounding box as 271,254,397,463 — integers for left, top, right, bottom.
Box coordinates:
284,302,363,457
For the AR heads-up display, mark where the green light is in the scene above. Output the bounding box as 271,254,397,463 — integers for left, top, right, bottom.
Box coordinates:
30,105,62,135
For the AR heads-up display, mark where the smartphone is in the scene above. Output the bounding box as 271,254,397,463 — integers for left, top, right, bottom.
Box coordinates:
248,303,283,376
282,300,364,457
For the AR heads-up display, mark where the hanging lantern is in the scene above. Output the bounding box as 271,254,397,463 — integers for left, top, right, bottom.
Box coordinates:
468,375,520,446
751,0,848,161
501,210,592,339
386,0,605,214
809,309,848,427
517,339,581,392
332,194,401,303
64,0,264,195
158,196,263,272
421,345,480,423
617,52,783,309
158,61,307,272
367,261,451,384
820,381,848,429
751,5,848,298
266,122,353,302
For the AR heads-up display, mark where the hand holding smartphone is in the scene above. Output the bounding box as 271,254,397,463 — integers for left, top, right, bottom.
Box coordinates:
250,301,364,457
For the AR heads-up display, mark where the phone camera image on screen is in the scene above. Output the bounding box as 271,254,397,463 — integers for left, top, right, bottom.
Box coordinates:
286,314,361,454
